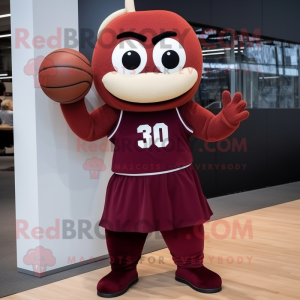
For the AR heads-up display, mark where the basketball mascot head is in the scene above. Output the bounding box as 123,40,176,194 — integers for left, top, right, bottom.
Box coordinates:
93,0,203,112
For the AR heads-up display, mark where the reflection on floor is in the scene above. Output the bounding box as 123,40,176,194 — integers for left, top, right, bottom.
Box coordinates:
4,200,300,300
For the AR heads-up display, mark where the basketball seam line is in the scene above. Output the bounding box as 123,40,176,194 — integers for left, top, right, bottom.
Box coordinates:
39,66,93,77
52,87,91,104
40,81,92,89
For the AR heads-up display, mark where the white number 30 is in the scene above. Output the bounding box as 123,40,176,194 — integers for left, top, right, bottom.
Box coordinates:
137,123,169,149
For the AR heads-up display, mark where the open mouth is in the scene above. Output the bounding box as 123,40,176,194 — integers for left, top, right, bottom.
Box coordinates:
102,68,198,104
111,89,192,108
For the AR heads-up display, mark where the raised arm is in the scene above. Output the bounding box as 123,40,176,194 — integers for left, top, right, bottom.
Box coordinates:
179,91,249,142
60,99,120,142
38,49,120,142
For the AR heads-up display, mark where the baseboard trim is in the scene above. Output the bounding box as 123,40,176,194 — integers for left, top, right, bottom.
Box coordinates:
18,254,110,277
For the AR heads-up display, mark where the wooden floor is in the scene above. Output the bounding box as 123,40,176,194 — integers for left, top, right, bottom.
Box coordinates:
5,200,300,300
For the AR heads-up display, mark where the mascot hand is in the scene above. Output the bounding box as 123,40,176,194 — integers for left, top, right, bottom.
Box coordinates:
221,91,249,125
38,49,93,104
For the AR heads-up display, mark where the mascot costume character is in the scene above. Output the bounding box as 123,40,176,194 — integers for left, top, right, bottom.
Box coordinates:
39,0,249,297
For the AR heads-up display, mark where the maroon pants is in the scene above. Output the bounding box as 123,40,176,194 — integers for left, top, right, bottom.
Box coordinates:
105,225,205,270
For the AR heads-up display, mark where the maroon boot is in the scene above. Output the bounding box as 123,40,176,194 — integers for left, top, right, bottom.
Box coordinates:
97,229,148,297
160,225,222,293
97,269,139,298
175,266,222,293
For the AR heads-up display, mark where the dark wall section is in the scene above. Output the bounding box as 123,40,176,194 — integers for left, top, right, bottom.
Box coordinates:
192,109,300,198
136,0,300,44
262,0,300,43
135,0,212,25
78,0,124,63
266,110,300,186
211,0,263,35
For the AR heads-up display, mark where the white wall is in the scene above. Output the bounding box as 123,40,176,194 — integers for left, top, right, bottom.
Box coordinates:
11,0,112,275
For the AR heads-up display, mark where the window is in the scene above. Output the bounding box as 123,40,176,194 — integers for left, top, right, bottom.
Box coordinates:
192,24,300,109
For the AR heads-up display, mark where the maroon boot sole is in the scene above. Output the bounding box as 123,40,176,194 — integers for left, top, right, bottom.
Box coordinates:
97,277,139,298
175,276,222,293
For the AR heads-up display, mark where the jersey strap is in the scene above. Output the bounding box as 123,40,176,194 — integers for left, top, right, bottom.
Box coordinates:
108,110,123,140
175,107,193,133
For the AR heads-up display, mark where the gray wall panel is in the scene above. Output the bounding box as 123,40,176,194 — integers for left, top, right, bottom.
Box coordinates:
78,0,124,63
211,0,263,35
135,0,212,25
263,0,300,43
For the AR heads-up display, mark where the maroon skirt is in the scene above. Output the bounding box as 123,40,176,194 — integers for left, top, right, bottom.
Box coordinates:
99,166,213,233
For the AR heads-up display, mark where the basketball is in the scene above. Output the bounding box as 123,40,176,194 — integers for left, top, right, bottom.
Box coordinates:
38,48,93,104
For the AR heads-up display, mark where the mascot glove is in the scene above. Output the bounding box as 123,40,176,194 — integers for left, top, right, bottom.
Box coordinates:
221,91,249,125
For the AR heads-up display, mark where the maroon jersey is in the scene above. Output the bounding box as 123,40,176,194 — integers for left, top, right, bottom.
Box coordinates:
108,108,194,175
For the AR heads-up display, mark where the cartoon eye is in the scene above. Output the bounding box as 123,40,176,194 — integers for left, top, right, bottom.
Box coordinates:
153,38,186,74
34,256,37,260
90,164,93,167
112,39,147,75
42,257,46,260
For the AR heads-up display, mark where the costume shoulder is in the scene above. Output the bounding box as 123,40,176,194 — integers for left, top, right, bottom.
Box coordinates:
61,100,120,141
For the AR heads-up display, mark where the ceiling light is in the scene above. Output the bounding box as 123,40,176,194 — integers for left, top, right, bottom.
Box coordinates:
0,14,11,18
203,52,225,56
203,47,245,53
202,48,225,53
259,76,279,79
0,34,11,38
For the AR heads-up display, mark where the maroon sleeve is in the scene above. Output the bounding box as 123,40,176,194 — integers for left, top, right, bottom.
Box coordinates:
178,101,239,142
60,100,120,142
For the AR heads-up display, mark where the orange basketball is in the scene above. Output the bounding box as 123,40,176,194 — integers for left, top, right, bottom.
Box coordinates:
39,48,93,104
